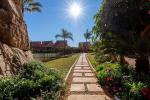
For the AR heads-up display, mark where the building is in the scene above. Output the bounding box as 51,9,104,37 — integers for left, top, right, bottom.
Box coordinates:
30,40,68,53
55,40,68,48
79,42,91,52
30,41,54,53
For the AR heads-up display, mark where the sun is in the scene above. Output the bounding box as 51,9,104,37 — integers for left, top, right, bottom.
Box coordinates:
68,2,83,19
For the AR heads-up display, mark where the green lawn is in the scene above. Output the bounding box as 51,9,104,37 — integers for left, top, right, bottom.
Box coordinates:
45,54,79,78
87,53,98,69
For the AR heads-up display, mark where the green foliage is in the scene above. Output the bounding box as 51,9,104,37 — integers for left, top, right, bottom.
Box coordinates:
55,29,73,41
122,82,147,100
95,51,111,63
21,0,42,13
92,41,112,64
93,0,150,58
0,62,64,100
84,29,92,42
96,62,150,100
96,62,122,85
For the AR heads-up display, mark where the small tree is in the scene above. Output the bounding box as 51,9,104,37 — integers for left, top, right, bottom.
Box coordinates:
55,29,73,55
93,0,150,73
84,29,92,52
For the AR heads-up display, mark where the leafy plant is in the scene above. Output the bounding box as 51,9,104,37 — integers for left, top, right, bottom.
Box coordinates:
93,0,150,73
0,62,64,100
96,61,150,100
122,82,147,100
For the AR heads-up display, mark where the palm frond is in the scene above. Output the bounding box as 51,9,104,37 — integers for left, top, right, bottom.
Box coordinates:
55,34,63,39
21,0,42,13
29,2,42,7
67,35,73,41
55,29,73,41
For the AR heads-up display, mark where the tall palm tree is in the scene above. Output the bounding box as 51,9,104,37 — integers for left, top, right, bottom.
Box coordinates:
55,29,73,55
20,0,42,14
84,29,92,52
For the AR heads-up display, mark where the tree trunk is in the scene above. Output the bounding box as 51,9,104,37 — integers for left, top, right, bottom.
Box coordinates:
119,55,126,65
63,38,66,55
86,39,88,53
135,56,149,74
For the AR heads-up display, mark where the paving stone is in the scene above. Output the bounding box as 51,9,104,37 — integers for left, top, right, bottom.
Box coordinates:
83,67,91,69
73,73,82,76
70,84,85,92
67,95,111,100
67,54,112,100
75,65,89,67
87,84,103,92
74,70,92,73
76,62,82,65
73,77,98,83
84,73,95,77
82,62,88,64
74,67,82,70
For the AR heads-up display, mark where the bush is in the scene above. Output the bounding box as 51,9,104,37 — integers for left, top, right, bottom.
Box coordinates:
95,51,111,63
120,82,147,100
96,62,150,100
0,62,64,100
96,62,122,85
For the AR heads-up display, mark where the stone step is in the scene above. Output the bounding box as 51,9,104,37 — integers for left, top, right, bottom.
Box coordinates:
68,95,111,100
74,70,92,73
72,77,98,83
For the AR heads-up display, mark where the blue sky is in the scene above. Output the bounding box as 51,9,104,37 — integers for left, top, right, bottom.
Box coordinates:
25,0,102,47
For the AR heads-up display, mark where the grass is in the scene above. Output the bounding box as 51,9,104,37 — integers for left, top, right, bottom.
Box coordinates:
87,53,98,69
44,54,79,78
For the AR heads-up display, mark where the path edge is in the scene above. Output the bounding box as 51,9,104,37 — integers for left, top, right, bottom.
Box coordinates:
85,53,96,72
86,53,119,100
64,54,80,82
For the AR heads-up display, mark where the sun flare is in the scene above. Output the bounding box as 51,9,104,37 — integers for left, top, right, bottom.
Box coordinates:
68,2,83,19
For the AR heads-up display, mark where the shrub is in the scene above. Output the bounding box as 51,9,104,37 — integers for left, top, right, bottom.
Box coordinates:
96,61,150,100
95,51,111,63
96,62,122,84
0,61,64,100
121,82,147,100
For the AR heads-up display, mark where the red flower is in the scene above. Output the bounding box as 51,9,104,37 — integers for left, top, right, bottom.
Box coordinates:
112,87,118,93
106,77,113,81
141,88,150,95
141,88,150,100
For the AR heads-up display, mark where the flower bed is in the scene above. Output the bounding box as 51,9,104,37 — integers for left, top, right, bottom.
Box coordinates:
96,62,150,100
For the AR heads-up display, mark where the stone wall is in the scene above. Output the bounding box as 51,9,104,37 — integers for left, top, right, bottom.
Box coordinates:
0,0,29,50
0,0,33,77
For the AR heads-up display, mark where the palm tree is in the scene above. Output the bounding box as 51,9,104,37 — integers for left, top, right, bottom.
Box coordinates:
20,0,42,14
55,29,73,55
84,29,92,52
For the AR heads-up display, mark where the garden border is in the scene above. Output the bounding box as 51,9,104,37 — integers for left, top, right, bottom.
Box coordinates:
86,53,120,100
86,53,96,72
64,54,80,82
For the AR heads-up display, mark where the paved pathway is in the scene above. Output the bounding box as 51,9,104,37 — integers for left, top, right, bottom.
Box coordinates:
67,53,112,100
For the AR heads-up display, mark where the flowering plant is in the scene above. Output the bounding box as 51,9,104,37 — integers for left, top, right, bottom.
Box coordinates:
141,88,150,100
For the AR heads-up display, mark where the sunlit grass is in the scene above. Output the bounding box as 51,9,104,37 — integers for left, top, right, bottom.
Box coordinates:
87,53,98,69
45,54,79,78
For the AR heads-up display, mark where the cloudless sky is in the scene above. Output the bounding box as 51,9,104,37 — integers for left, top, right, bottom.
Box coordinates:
25,0,102,47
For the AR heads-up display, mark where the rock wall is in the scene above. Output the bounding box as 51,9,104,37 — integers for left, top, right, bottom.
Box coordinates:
0,0,33,77
0,0,29,50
